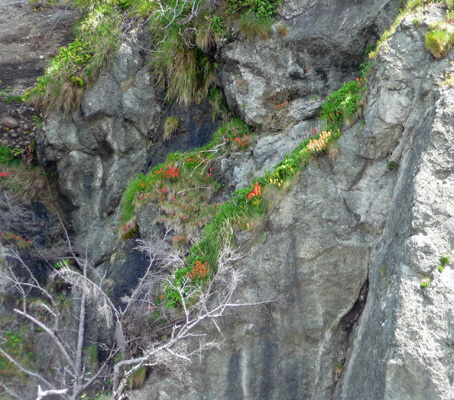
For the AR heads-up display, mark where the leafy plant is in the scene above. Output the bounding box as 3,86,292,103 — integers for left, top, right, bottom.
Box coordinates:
420,277,431,288
32,115,43,129
441,254,450,266
228,0,280,18
388,161,398,170
4,94,22,104
211,16,226,36
0,146,13,164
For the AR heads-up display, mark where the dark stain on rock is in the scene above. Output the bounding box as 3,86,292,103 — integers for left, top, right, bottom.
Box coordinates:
225,350,244,400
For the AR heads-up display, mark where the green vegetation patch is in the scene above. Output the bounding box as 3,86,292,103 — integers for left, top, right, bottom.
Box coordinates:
24,0,283,110
425,26,454,58
319,79,365,132
121,75,365,309
0,328,39,383
23,4,122,112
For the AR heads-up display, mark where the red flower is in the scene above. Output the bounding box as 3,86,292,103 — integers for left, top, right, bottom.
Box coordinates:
247,182,262,200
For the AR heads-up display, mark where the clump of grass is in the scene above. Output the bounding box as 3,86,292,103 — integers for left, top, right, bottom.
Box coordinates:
0,163,50,202
319,79,365,131
238,12,273,40
23,5,122,113
164,116,180,141
425,28,454,58
152,27,217,106
276,23,288,36
195,20,216,54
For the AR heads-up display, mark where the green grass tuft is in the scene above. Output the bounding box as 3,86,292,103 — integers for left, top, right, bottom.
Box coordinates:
164,116,180,141
23,4,122,112
151,27,217,106
319,79,365,132
425,28,454,58
238,12,273,40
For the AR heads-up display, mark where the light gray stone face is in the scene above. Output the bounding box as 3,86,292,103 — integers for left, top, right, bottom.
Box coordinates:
335,9,454,400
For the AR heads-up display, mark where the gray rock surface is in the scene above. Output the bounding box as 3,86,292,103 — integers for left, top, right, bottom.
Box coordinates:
37,31,221,264
219,0,401,126
334,8,454,400
34,31,165,263
130,5,454,400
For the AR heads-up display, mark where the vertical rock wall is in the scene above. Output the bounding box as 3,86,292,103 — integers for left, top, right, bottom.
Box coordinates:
335,7,454,400
131,5,454,400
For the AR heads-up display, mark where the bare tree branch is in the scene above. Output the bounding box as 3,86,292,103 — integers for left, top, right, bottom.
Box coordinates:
36,385,68,400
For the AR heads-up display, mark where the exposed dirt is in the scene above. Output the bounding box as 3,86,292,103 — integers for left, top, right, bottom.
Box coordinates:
0,0,80,148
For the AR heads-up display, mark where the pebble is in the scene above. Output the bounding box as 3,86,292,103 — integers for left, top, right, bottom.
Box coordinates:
23,124,30,130
1,117,18,128
11,133,18,138
1,140,8,145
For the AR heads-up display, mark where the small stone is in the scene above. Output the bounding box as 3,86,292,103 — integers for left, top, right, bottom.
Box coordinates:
11,133,18,138
1,117,18,128
1,140,8,145
23,124,30,131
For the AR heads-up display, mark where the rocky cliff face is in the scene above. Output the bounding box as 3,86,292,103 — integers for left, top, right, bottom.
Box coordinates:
130,5,454,400
220,0,399,126
34,0,401,265
38,32,219,263
3,0,454,399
